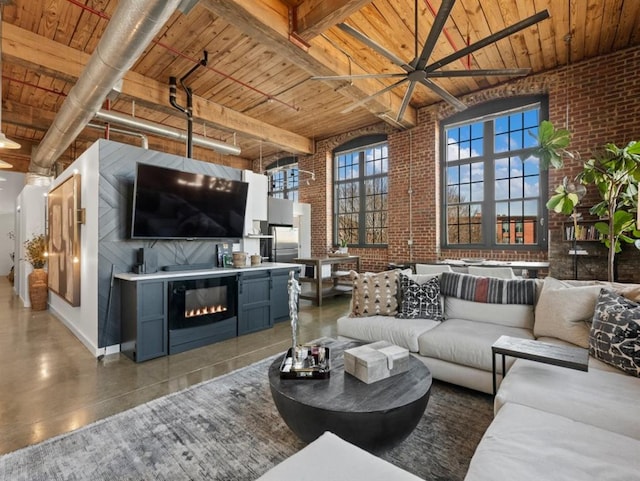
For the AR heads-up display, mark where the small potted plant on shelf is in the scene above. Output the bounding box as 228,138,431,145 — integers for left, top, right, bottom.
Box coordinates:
338,238,348,255
24,233,48,311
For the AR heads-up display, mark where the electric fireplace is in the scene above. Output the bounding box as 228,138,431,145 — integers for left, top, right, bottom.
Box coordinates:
168,276,237,353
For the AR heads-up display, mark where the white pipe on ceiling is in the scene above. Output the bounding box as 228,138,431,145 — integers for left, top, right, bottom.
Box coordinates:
28,0,182,179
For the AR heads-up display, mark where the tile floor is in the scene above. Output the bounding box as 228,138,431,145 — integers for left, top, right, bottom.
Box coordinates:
0,277,350,455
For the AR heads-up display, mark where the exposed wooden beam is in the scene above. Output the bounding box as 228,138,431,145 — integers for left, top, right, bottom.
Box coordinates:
200,0,416,127
1,22,313,155
294,0,375,41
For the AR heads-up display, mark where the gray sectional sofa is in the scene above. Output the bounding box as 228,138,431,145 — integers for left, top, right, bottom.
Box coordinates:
259,270,640,480
334,270,640,480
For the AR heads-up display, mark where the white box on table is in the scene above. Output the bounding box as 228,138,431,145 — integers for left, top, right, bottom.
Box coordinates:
344,341,409,384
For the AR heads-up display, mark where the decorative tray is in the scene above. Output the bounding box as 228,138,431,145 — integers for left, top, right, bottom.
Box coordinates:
328,252,350,257
279,345,331,379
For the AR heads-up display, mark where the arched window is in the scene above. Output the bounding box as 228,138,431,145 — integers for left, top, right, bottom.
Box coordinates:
334,134,388,247
441,96,548,249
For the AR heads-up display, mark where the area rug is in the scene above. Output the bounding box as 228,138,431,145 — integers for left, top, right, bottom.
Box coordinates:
0,356,493,480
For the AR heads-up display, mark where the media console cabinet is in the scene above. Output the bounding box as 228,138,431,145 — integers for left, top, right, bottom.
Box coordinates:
116,263,301,362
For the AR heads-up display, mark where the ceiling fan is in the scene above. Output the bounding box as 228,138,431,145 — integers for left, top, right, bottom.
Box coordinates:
312,0,550,122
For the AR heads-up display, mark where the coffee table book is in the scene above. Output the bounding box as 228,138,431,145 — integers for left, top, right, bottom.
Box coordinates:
279,345,331,379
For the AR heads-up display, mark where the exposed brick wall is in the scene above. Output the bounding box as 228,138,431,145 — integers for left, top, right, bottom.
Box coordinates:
252,45,640,280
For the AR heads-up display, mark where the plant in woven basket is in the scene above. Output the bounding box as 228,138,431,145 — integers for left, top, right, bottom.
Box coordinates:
24,233,47,269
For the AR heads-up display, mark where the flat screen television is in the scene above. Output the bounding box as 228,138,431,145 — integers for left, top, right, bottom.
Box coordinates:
131,163,248,240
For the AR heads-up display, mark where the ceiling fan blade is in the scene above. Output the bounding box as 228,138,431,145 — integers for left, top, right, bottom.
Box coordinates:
396,81,418,122
338,23,413,72
310,73,407,81
418,78,467,111
425,10,550,73
341,78,409,113
414,0,456,71
426,68,531,77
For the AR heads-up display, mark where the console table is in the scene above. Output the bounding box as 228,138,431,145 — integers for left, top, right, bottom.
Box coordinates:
294,255,360,306
389,259,550,278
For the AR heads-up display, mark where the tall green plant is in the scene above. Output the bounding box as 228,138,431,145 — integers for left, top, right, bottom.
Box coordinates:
578,142,640,281
536,122,640,281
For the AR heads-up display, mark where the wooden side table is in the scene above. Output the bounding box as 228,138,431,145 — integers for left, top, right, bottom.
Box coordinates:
491,335,589,395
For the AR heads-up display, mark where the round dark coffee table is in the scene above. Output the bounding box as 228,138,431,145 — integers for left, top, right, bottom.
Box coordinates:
268,339,432,452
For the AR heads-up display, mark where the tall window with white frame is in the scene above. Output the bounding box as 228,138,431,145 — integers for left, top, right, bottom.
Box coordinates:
269,166,299,201
442,97,548,250
334,138,388,247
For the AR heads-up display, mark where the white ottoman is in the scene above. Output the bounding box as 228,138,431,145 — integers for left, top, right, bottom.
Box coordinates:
255,431,421,481
465,403,640,481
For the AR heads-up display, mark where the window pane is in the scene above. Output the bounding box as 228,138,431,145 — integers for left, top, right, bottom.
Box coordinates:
471,163,483,182
471,182,484,202
523,155,540,175
447,166,459,185
495,158,509,179
495,179,509,200
471,139,483,157
459,184,470,202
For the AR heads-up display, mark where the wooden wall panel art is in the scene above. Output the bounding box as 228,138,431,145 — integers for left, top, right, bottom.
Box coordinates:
48,173,82,306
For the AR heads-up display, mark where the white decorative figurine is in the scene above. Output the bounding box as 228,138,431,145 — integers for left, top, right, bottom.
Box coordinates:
288,270,302,365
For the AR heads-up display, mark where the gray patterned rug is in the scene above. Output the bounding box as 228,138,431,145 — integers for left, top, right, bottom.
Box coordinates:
0,356,493,480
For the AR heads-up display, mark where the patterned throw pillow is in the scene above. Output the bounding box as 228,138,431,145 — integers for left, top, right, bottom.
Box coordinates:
350,270,400,317
396,274,442,320
589,289,640,377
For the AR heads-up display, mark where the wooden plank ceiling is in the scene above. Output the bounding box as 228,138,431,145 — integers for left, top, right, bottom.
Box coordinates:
1,0,639,174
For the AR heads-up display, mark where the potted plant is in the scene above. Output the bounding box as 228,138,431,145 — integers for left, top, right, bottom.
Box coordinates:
338,238,348,254
536,121,640,281
24,233,48,310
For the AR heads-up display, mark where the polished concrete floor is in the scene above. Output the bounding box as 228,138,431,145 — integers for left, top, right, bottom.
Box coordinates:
0,277,351,455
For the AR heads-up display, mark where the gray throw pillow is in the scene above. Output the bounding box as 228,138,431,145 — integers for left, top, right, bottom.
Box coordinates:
396,274,442,321
589,289,640,377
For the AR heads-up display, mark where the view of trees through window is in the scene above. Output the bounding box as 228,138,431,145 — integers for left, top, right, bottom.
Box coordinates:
444,102,545,248
334,141,388,246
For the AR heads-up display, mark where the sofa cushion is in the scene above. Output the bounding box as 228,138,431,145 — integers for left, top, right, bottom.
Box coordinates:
397,274,442,320
444,297,534,329
465,403,640,481
418,318,533,372
349,269,400,317
533,276,602,348
337,315,440,352
590,289,640,377
495,359,640,440
440,272,536,304
256,431,422,481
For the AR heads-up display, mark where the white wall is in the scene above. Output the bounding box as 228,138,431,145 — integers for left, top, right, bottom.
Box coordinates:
16,184,48,306
48,142,101,355
0,171,26,277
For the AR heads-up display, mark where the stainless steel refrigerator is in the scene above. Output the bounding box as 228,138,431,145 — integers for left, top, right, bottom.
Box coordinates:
270,226,299,263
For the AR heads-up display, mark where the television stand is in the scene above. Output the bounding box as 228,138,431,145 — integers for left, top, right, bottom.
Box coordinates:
162,263,215,272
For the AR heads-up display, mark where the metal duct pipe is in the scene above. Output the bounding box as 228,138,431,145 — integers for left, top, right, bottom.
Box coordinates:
94,109,241,156
27,0,182,178
87,122,149,149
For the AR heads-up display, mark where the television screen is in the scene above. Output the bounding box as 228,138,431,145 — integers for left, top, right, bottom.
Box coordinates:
131,163,248,239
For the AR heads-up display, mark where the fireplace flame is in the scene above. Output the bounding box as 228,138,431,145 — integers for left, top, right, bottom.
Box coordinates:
185,305,228,318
